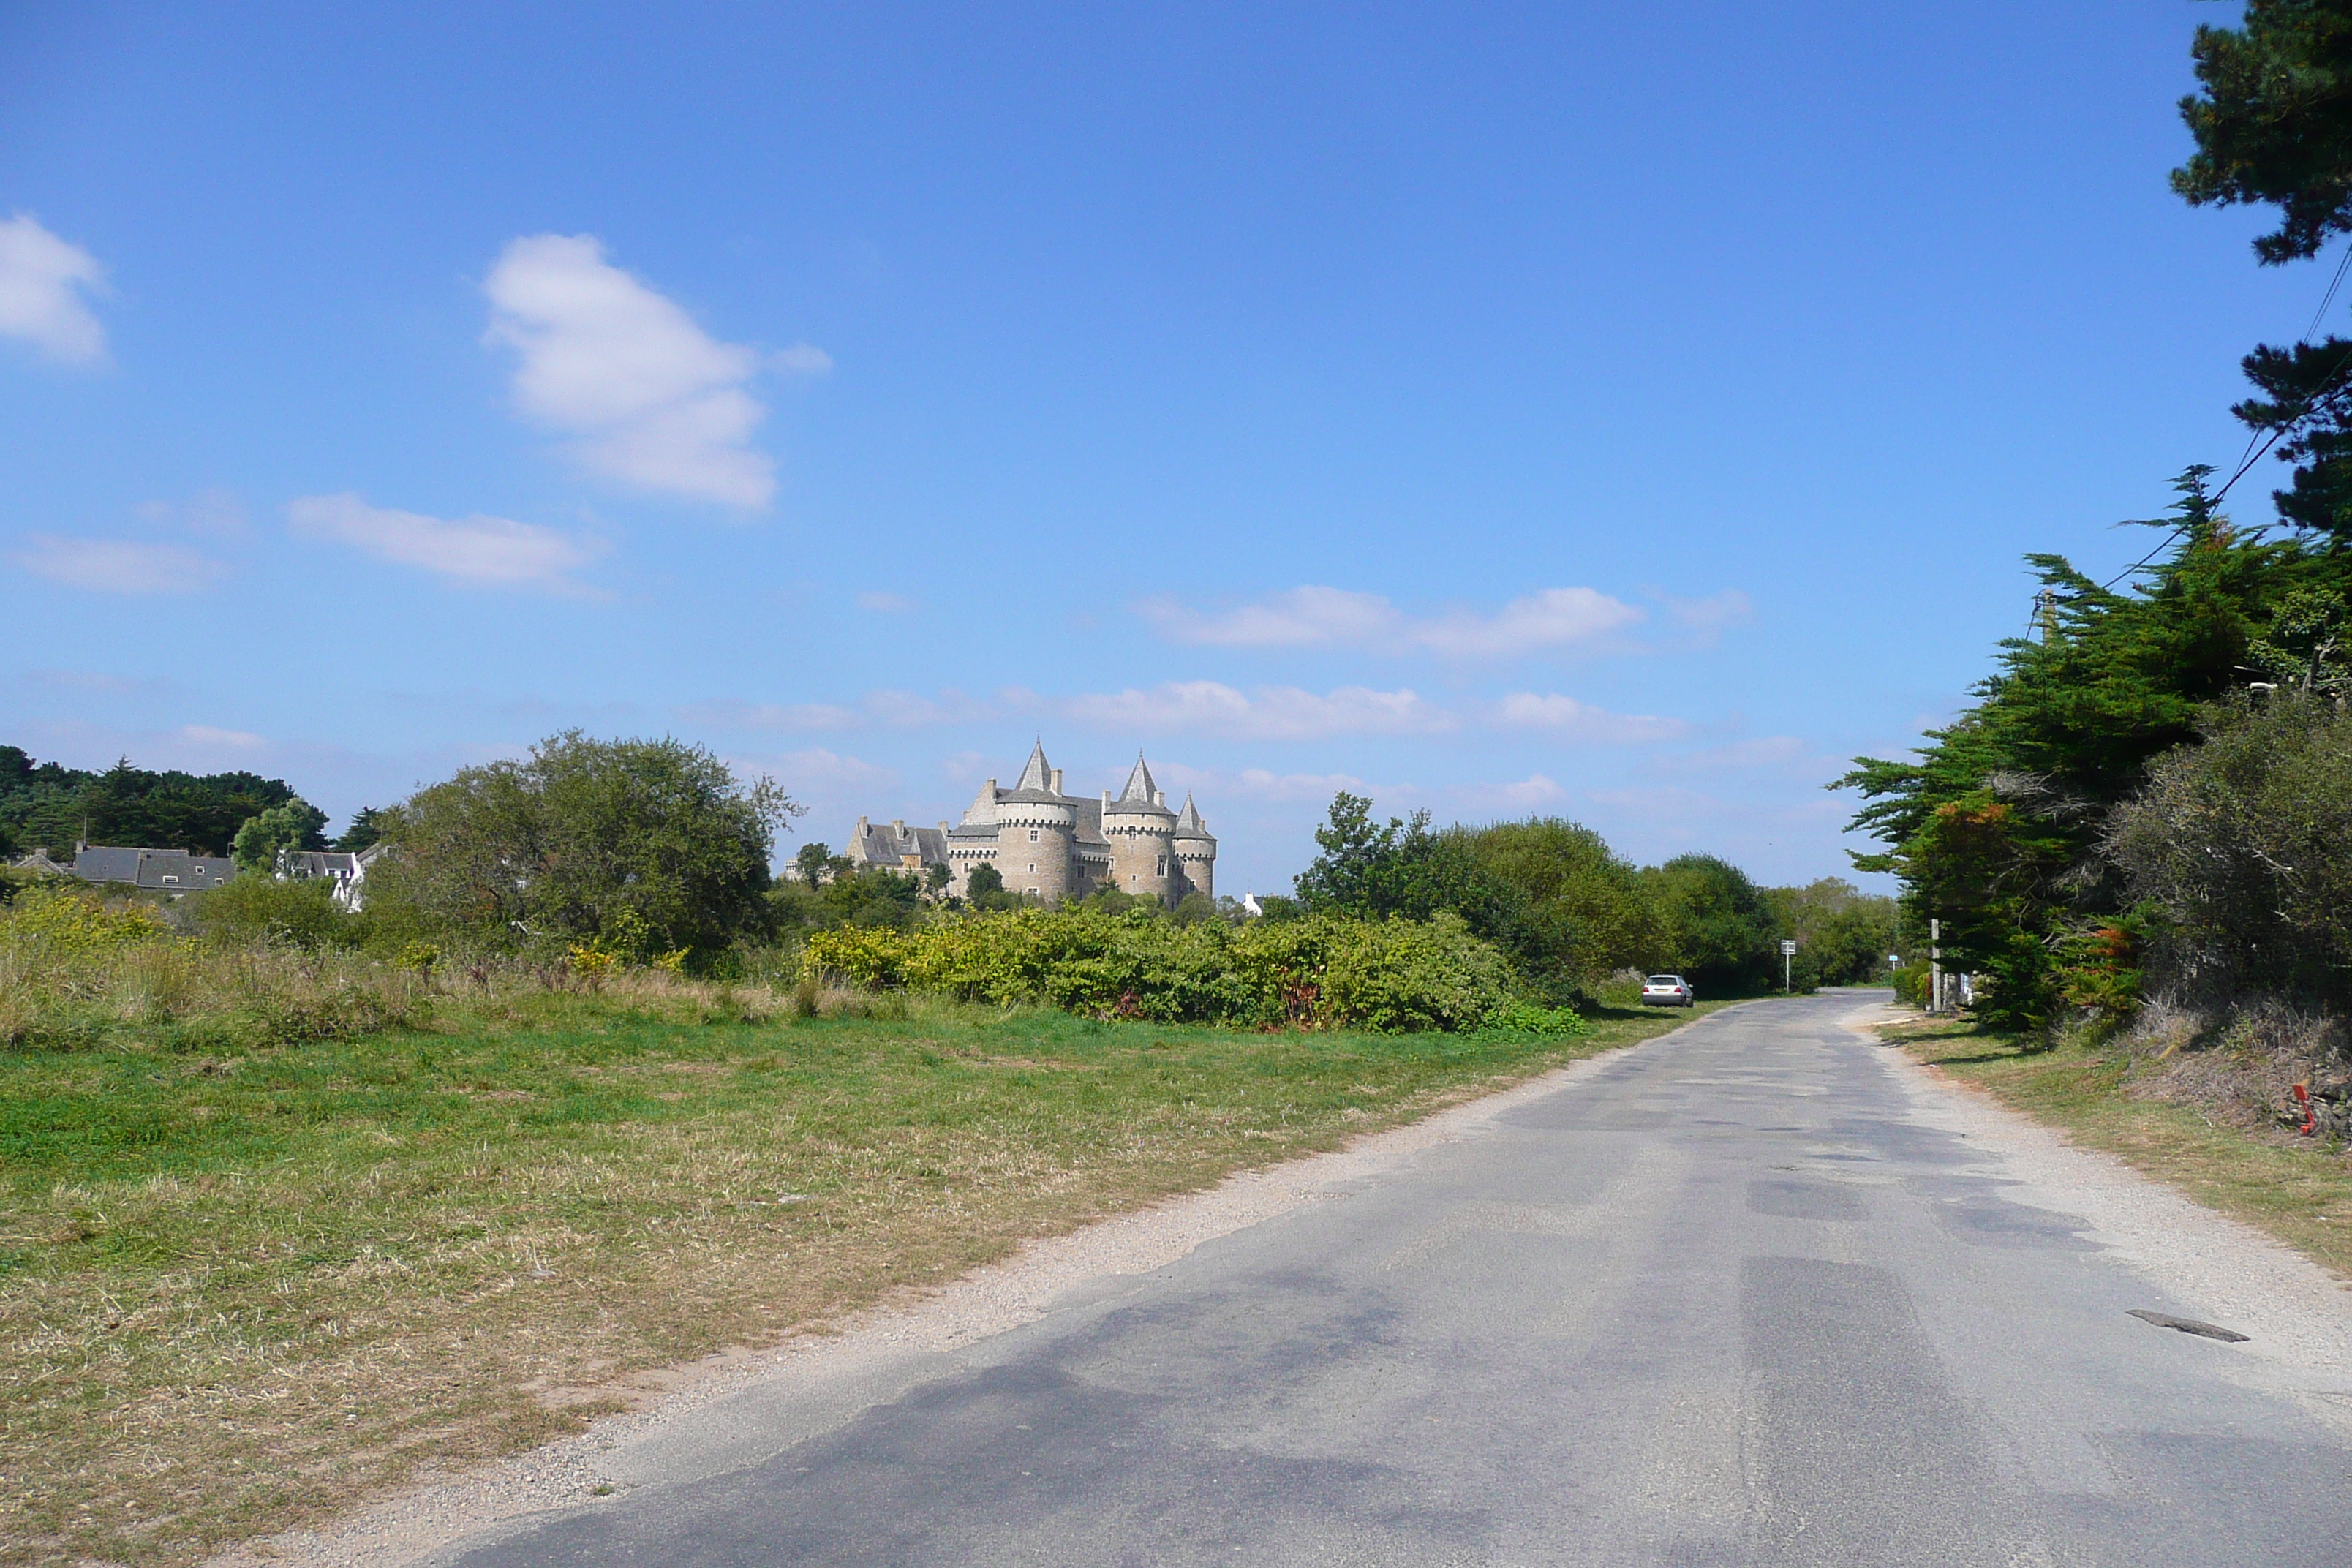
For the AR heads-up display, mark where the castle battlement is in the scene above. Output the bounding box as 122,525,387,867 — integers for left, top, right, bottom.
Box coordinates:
846,740,1215,906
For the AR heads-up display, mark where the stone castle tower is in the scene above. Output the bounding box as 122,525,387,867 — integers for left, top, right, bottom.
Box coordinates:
850,740,1215,906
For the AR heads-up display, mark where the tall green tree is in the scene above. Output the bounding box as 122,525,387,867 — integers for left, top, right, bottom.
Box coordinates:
2176,0,2352,541
1640,855,1778,995
230,796,330,872
0,747,304,856
1836,473,2342,1027
1444,818,1652,993
366,731,799,958
1293,793,1515,932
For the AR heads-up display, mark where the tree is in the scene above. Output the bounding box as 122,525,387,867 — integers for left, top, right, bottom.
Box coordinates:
964,862,1028,912
365,731,799,958
1641,855,1779,995
335,807,387,852
1836,472,2347,1027
1446,818,1653,993
231,797,329,872
2175,3,2352,541
0,747,304,856
1294,793,1515,932
794,841,834,889
1763,878,1900,988
2174,1,2352,266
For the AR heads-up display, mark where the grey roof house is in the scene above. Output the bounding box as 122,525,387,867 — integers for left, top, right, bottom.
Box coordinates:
64,845,240,894
282,844,387,909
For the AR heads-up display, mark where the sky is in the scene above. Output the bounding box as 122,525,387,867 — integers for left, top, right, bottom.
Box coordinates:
0,1,2310,897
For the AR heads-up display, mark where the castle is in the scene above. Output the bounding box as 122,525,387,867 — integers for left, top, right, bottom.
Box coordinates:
848,740,1216,906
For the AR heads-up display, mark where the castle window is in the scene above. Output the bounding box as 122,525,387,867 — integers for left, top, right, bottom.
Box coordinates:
1156,857,1167,876
1028,864,1036,872
1029,829,1039,842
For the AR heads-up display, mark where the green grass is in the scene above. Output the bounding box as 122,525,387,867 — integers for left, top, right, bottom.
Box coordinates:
1,990,1749,1567
1885,1016,2352,1281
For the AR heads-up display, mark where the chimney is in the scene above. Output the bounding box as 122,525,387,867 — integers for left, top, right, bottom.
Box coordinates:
1153,789,1166,808
1050,767,1064,795
856,815,870,838
893,819,905,836
938,821,950,833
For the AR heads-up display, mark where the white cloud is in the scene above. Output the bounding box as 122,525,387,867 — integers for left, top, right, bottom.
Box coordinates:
26,669,173,696
1063,681,1455,740
1141,586,1401,648
0,214,108,366
733,747,895,795
177,724,263,749
774,344,834,375
134,488,248,538
1141,584,1642,660
483,233,793,508
1493,692,1690,742
1663,588,1753,644
1414,588,1644,657
1235,767,1369,801
16,536,227,595
676,689,991,733
856,591,916,613
1454,774,1569,812
677,699,860,731
288,493,604,592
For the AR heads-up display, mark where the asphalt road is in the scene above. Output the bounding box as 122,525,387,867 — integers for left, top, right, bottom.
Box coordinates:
448,992,2352,1567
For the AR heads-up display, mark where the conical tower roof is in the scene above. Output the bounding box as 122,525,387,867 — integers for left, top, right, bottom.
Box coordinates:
1172,794,1215,841
1109,753,1175,817
1015,739,1052,793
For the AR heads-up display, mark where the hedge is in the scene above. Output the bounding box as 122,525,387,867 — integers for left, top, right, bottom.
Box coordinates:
802,908,1585,1036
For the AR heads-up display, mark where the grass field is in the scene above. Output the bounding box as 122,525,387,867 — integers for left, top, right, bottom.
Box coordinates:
1,987,1750,1567
1882,1014,2352,1281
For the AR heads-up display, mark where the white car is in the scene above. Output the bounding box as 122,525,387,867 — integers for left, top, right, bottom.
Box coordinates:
1640,973,1695,1008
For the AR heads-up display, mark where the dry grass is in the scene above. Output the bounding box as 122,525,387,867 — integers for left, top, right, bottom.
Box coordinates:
1,973,1737,1567
1879,1011,2352,1282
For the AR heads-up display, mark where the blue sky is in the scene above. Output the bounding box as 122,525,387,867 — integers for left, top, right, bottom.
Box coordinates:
0,1,2306,895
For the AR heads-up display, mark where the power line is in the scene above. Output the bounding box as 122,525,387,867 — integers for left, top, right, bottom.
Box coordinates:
2095,241,2352,594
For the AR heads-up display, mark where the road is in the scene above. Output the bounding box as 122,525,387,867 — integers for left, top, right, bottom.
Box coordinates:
446,992,2352,1567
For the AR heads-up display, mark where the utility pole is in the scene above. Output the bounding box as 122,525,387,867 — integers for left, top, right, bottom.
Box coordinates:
1929,917,1942,1014
1929,921,1947,1020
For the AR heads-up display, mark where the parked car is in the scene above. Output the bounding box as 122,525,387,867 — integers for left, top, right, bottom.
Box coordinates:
1640,973,1695,1007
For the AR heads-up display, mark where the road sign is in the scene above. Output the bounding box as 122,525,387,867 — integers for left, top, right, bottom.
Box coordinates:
1779,939,1797,955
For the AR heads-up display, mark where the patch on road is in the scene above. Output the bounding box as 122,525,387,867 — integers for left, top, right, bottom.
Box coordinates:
2127,1309,2250,1343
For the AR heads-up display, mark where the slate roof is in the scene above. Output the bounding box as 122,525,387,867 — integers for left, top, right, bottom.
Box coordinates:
1172,794,1215,841
849,820,954,868
70,845,239,891
1107,754,1174,817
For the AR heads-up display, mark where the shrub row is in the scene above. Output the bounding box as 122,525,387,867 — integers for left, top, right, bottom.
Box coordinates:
802,908,1586,1036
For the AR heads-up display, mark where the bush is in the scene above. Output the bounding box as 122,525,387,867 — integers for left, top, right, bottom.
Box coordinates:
363,731,801,962
802,908,1535,1033
1,886,167,955
193,874,362,950
2104,693,2352,1005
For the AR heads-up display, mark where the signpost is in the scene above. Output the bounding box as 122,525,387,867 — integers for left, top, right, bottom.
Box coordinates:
1779,938,1797,992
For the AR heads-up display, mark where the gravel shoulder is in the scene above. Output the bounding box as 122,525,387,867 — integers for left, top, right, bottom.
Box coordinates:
1850,1004,2352,1393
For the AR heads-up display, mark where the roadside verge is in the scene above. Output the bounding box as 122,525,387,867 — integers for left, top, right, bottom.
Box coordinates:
1871,1011,2352,1284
